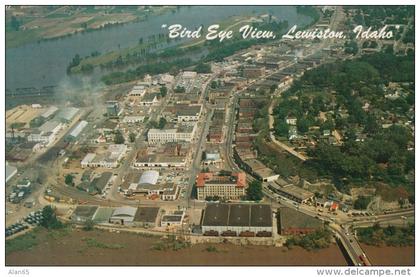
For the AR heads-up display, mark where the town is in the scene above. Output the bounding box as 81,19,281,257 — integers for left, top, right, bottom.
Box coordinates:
5,5,415,266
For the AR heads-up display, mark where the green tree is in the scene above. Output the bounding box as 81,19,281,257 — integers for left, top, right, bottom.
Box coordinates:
114,130,125,144
246,180,263,201
129,132,136,143
41,206,63,229
158,117,167,129
65,174,74,186
159,85,168,97
354,196,371,210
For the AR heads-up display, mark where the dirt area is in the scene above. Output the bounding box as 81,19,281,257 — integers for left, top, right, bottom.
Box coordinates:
361,244,414,266
6,105,46,128
7,228,348,266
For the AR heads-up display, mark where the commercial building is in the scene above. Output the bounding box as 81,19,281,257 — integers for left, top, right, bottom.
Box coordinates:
133,144,188,168
81,144,127,168
124,170,180,201
147,124,197,144
161,210,185,226
90,172,113,194
268,181,314,204
106,101,121,117
196,171,246,200
133,207,160,227
66,120,88,140
109,206,137,225
244,159,279,182
278,207,323,235
201,203,273,236
28,120,63,144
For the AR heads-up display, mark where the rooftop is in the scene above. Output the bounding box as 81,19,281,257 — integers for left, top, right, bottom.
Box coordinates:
139,170,159,185
202,203,272,227
133,207,160,223
72,205,98,219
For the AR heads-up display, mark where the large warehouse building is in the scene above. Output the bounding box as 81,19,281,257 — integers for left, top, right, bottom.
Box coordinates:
201,203,273,237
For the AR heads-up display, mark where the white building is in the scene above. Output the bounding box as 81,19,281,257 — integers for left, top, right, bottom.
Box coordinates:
129,85,147,97
123,116,145,123
80,144,127,168
147,124,197,144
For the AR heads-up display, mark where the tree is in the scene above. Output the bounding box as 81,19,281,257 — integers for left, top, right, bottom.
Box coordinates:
344,40,359,55
41,206,63,229
114,130,125,144
83,219,95,231
297,117,310,133
129,132,136,143
159,86,167,97
354,196,371,210
194,63,211,73
65,174,74,186
246,180,263,201
158,117,167,129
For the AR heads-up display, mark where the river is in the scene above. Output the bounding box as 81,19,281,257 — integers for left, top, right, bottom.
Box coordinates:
6,6,312,91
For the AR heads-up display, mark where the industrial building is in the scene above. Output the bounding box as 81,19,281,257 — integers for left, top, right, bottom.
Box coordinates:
268,181,314,204
90,172,113,194
56,107,79,122
133,144,188,168
133,207,160,228
28,120,63,144
81,144,127,168
41,106,58,118
106,101,121,117
196,171,246,200
66,120,88,140
278,207,323,235
161,210,185,226
125,170,179,201
70,205,99,223
109,206,137,225
201,203,273,237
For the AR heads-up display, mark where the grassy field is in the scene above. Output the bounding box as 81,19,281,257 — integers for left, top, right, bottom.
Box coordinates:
6,6,176,48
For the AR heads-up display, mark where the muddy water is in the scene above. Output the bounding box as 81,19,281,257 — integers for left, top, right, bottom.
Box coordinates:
7,229,347,266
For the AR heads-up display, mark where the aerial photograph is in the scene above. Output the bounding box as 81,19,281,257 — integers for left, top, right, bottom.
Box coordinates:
4,4,415,270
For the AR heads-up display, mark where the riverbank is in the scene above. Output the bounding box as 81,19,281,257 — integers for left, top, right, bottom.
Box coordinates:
360,243,414,266
6,227,348,266
6,6,175,49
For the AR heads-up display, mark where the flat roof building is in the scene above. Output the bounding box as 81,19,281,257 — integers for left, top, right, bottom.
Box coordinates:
268,182,314,204
196,171,246,200
70,205,99,223
133,207,160,227
201,203,273,236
